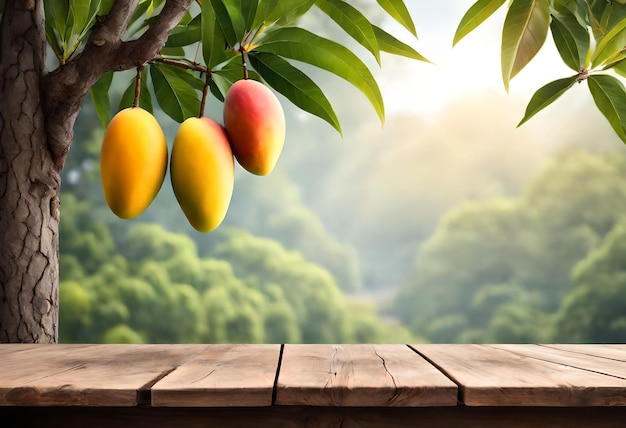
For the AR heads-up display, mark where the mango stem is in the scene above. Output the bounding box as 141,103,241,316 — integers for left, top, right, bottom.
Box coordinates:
199,72,211,118
240,47,249,80
133,65,143,108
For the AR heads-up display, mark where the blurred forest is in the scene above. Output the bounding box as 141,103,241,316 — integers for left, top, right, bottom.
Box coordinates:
60,77,626,344
58,2,626,344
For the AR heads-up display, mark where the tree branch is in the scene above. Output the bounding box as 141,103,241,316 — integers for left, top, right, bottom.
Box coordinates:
116,0,194,68
42,0,193,169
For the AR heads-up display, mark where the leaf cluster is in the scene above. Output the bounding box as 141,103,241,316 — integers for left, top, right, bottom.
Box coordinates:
77,0,428,134
455,0,626,142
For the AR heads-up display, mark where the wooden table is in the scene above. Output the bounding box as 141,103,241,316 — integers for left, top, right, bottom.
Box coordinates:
0,344,625,427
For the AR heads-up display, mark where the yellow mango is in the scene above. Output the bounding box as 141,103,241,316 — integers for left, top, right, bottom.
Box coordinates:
170,117,234,232
100,107,168,219
223,79,286,176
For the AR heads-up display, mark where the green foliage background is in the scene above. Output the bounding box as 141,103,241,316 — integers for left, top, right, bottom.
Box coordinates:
54,0,626,344
393,150,626,343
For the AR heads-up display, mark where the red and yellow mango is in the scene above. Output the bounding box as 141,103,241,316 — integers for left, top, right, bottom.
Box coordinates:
223,79,286,176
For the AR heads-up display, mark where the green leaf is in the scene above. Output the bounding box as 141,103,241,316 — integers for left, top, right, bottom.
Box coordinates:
44,1,69,48
501,0,550,91
610,56,626,77
591,15,626,67
117,81,135,111
118,68,154,114
453,0,506,46
213,56,261,82
166,14,201,47
210,0,240,47
67,0,91,42
517,75,577,127
223,0,247,41
550,10,590,71
251,0,316,30
248,51,342,134
240,0,258,30
588,74,626,143
50,0,101,60
160,46,186,57
45,22,64,63
163,65,206,92
256,27,385,123
128,0,153,31
209,74,229,102
99,0,115,15
600,2,626,35
271,0,315,27
315,0,380,65
90,71,114,128
376,0,417,37
150,63,201,123
373,25,430,62
210,56,262,100
44,1,69,38
202,0,237,69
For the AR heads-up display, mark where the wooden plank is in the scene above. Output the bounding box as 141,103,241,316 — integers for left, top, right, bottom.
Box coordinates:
543,344,626,362
0,344,207,406
151,344,280,407
3,405,626,428
275,344,457,407
491,344,626,379
414,344,626,407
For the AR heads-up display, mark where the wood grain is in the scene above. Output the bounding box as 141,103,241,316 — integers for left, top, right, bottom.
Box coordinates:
275,344,457,407
490,344,626,379
0,344,207,406
414,344,626,407
542,344,626,362
151,344,280,407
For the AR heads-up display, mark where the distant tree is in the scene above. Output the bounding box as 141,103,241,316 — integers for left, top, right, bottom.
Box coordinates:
518,151,626,307
394,150,626,343
394,199,525,341
554,222,626,343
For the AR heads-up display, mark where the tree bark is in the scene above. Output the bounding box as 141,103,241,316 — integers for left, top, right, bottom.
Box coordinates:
0,0,59,342
0,0,192,343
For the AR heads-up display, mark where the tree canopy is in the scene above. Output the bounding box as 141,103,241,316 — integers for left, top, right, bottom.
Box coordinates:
37,0,626,141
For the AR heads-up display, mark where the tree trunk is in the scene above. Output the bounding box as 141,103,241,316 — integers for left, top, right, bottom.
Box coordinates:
0,0,60,342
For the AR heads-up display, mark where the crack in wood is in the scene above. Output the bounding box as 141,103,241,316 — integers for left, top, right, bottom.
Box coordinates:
374,346,400,404
191,369,216,385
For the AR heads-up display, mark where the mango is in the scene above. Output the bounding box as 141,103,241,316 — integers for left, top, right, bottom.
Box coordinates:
170,117,234,232
223,79,286,176
100,107,168,219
